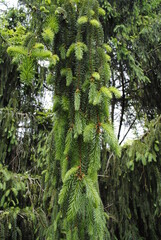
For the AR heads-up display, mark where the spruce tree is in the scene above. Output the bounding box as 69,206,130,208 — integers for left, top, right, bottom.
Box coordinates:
40,0,120,239
6,0,120,239
102,117,161,240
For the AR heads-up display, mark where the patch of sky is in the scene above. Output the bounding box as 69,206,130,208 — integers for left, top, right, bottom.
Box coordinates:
0,0,18,10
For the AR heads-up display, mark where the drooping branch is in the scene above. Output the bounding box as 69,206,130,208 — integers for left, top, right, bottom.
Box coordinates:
119,116,137,145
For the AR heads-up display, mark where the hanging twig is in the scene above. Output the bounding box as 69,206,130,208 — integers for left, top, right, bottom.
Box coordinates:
117,62,125,140
104,152,114,173
119,116,137,145
98,174,109,178
43,83,53,91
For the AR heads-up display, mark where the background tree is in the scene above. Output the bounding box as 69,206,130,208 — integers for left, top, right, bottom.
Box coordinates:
100,117,161,240
100,0,161,141
0,5,52,239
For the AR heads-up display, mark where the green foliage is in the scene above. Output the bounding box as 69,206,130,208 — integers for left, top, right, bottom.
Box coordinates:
7,46,28,56
38,0,118,238
89,82,97,104
0,6,54,240
19,57,35,85
66,43,75,57
83,176,100,208
66,42,88,60
77,16,88,25
98,7,106,16
45,15,59,33
61,157,69,182
50,54,59,66
109,86,121,98
101,117,161,240
83,123,96,143
64,128,73,156
102,123,121,156
90,19,101,28
33,43,45,49
66,69,73,86
54,117,66,161
75,42,88,61
100,86,112,99
0,164,45,240
61,68,73,86
32,49,52,59
74,89,80,111
93,91,102,105
103,44,112,53
88,136,101,178
59,45,66,59
42,27,54,44
92,72,101,81
61,96,70,112
3,1,161,240
74,112,83,137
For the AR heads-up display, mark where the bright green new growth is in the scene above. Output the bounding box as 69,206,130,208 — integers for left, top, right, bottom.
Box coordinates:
19,57,35,85
92,72,101,81
61,68,73,86
90,19,101,28
42,27,55,44
98,7,106,16
77,16,88,25
7,46,28,56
